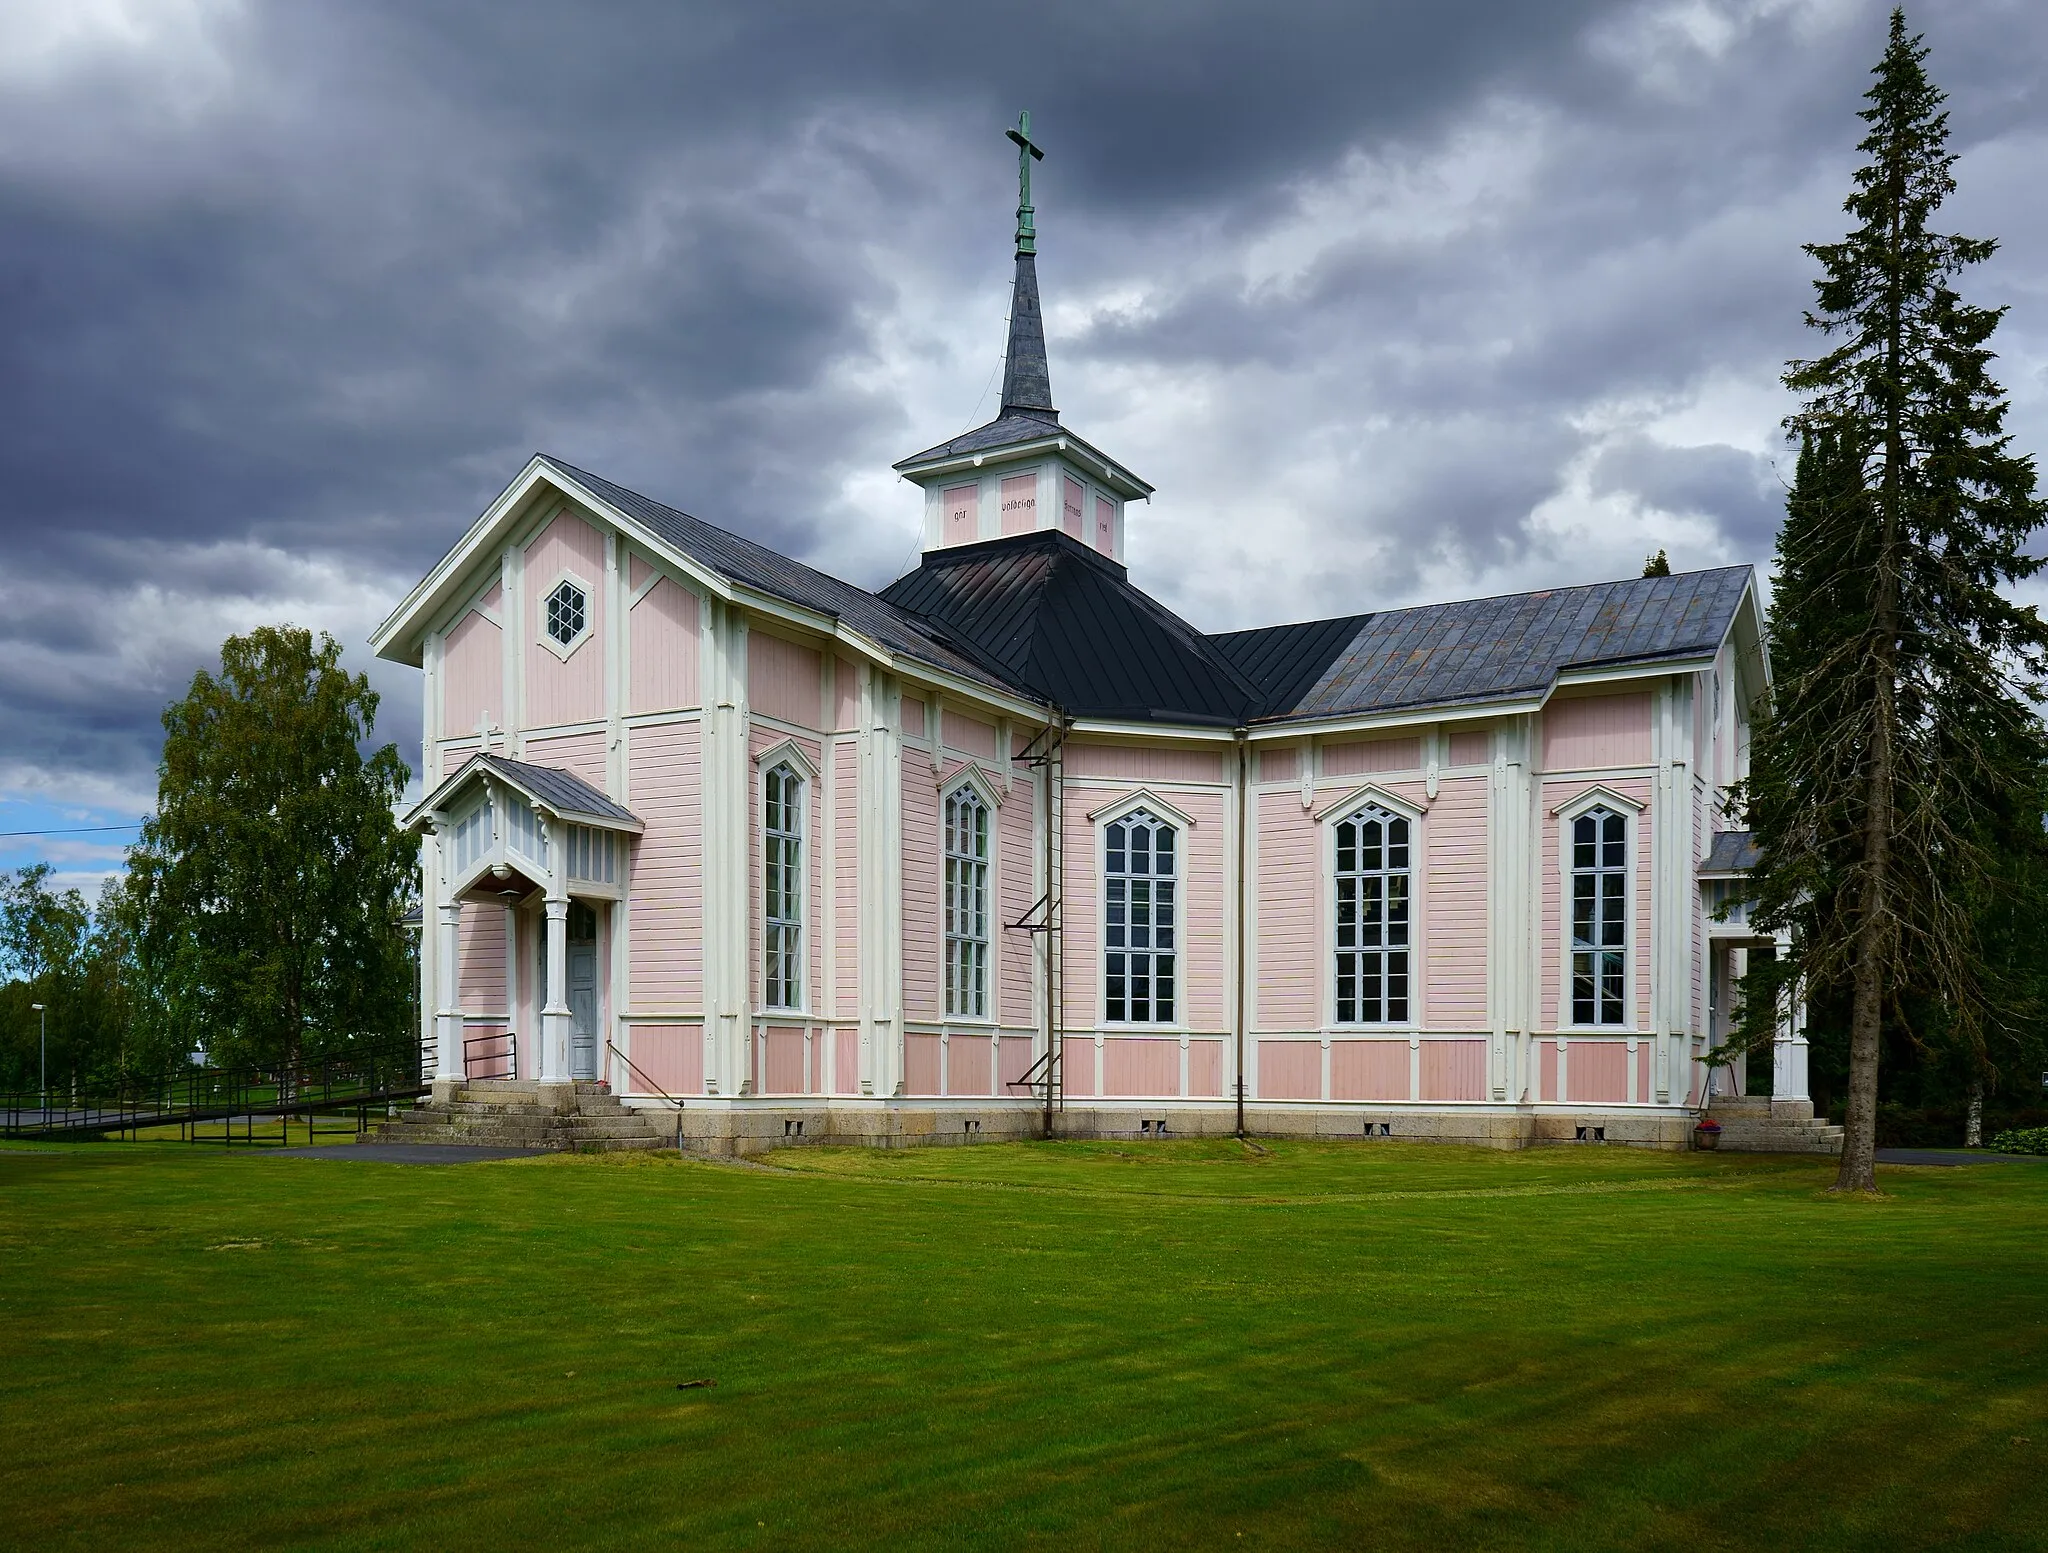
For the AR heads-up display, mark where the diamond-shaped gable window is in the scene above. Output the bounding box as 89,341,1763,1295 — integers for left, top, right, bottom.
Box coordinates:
546,580,587,648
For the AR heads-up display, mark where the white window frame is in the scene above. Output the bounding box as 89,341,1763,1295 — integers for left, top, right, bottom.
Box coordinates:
761,759,806,1012
942,779,993,1021
1097,800,1183,1028
538,567,594,662
1328,801,1416,1027
1553,786,1642,1030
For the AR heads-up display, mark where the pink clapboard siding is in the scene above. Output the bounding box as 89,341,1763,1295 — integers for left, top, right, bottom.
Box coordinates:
525,729,607,790
458,903,507,1009
1060,785,1099,1032
1254,791,1317,1030
835,1028,859,1094
999,787,1035,1025
525,513,606,729
1178,790,1228,1030
1424,775,1488,1028
905,1032,942,1096
1061,1037,1096,1097
901,754,942,1021
901,696,925,737
748,632,822,729
1000,1036,1036,1091
1448,728,1490,766
1538,775,1652,1030
1258,746,1298,784
1258,1040,1321,1100
947,1035,993,1097
1567,1039,1629,1103
942,710,997,759
834,658,858,732
628,577,699,714
1324,737,1420,777
1543,693,1652,770
1188,1040,1225,1097
1638,1041,1653,1102
1065,742,1227,784
834,742,860,1019
1539,1040,1560,1102
627,1024,703,1096
628,722,703,1008
762,1026,806,1094
442,601,503,740
1104,1037,1179,1097
1332,1040,1409,1101
1419,1039,1487,1101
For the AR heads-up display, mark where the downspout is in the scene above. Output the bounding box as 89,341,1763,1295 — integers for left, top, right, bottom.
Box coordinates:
1234,728,1249,1139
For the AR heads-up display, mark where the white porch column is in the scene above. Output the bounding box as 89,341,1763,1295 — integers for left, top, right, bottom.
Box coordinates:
541,897,572,1084
1771,930,1811,1103
434,900,464,1085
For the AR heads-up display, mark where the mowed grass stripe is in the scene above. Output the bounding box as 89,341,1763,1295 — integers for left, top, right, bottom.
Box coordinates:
1,1140,2043,1551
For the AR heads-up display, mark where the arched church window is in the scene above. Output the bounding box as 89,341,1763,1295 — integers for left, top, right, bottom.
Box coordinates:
1105,810,1175,1024
763,763,803,1009
1334,804,1410,1024
943,788,990,1018
1570,806,1628,1025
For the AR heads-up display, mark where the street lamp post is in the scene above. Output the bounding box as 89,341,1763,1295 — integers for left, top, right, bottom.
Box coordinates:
31,1003,46,1117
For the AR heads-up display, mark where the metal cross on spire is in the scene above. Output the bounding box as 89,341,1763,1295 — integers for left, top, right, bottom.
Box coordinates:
1006,111,1045,256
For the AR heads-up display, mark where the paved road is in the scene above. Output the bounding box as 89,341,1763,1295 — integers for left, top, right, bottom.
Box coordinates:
267,1144,548,1164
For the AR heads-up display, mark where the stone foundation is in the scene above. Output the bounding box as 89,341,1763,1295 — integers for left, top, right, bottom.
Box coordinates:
634,1099,1700,1157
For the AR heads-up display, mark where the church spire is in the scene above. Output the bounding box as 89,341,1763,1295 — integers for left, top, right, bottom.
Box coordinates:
999,112,1056,422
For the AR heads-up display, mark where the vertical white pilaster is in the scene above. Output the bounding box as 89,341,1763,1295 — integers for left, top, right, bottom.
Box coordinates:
540,808,572,1082
698,599,753,1096
435,897,464,1082
856,665,904,1097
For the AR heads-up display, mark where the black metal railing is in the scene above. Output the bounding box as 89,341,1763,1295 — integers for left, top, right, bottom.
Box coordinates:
463,1031,517,1080
1,1041,426,1145
605,1040,683,1138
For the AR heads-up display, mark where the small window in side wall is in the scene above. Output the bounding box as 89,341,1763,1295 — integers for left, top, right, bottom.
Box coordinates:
1093,495,1116,555
763,763,804,1010
1569,806,1628,1025
943,788,990,1018
545,579,588,649
1105,809,1176,1023
1334,804,1411,1024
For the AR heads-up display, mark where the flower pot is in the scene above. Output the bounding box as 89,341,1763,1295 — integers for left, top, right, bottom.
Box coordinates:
1694,1124,1722,1151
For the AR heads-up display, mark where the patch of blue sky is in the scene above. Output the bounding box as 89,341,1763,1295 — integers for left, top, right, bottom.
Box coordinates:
0,792,142,901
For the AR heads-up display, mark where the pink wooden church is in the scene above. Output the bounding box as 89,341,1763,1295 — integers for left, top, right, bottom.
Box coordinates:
372,119,1801,1152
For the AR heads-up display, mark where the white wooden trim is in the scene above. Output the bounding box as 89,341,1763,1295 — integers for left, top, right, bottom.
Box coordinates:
1086,787,1198,830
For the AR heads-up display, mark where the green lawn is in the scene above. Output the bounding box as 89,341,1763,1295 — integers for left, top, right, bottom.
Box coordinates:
2,1139,2044,1550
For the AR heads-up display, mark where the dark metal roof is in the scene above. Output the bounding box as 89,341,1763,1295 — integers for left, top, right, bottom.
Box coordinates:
1281,566,1753,721
879,529,1263,723
539,458,1032,703
1698,830,1760,876
474,755,639,825
1209,615,1375,719
999,251,1055,417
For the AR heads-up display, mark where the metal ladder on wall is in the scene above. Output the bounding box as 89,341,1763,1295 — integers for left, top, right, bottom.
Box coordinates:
1008,721,1065,1134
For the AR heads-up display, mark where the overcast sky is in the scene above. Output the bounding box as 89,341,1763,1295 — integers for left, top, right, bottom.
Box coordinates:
2,0,2045,893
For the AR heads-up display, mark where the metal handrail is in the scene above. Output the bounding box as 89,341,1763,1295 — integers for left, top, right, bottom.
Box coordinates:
463,1031,517,1080
605,1040,683,1113
1,1039,424,1143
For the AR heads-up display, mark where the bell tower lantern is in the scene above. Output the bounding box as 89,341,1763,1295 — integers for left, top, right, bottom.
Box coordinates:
893,112,1153,561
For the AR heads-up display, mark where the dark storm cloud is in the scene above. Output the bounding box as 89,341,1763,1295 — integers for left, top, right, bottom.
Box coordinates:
1,0,2045,832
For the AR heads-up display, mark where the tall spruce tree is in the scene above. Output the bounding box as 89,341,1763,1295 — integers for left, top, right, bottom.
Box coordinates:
126,627,418,1074
1746,10,2048,1192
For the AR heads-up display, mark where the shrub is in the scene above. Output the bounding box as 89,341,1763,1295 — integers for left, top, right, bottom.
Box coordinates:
1987,1127,2048,1156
